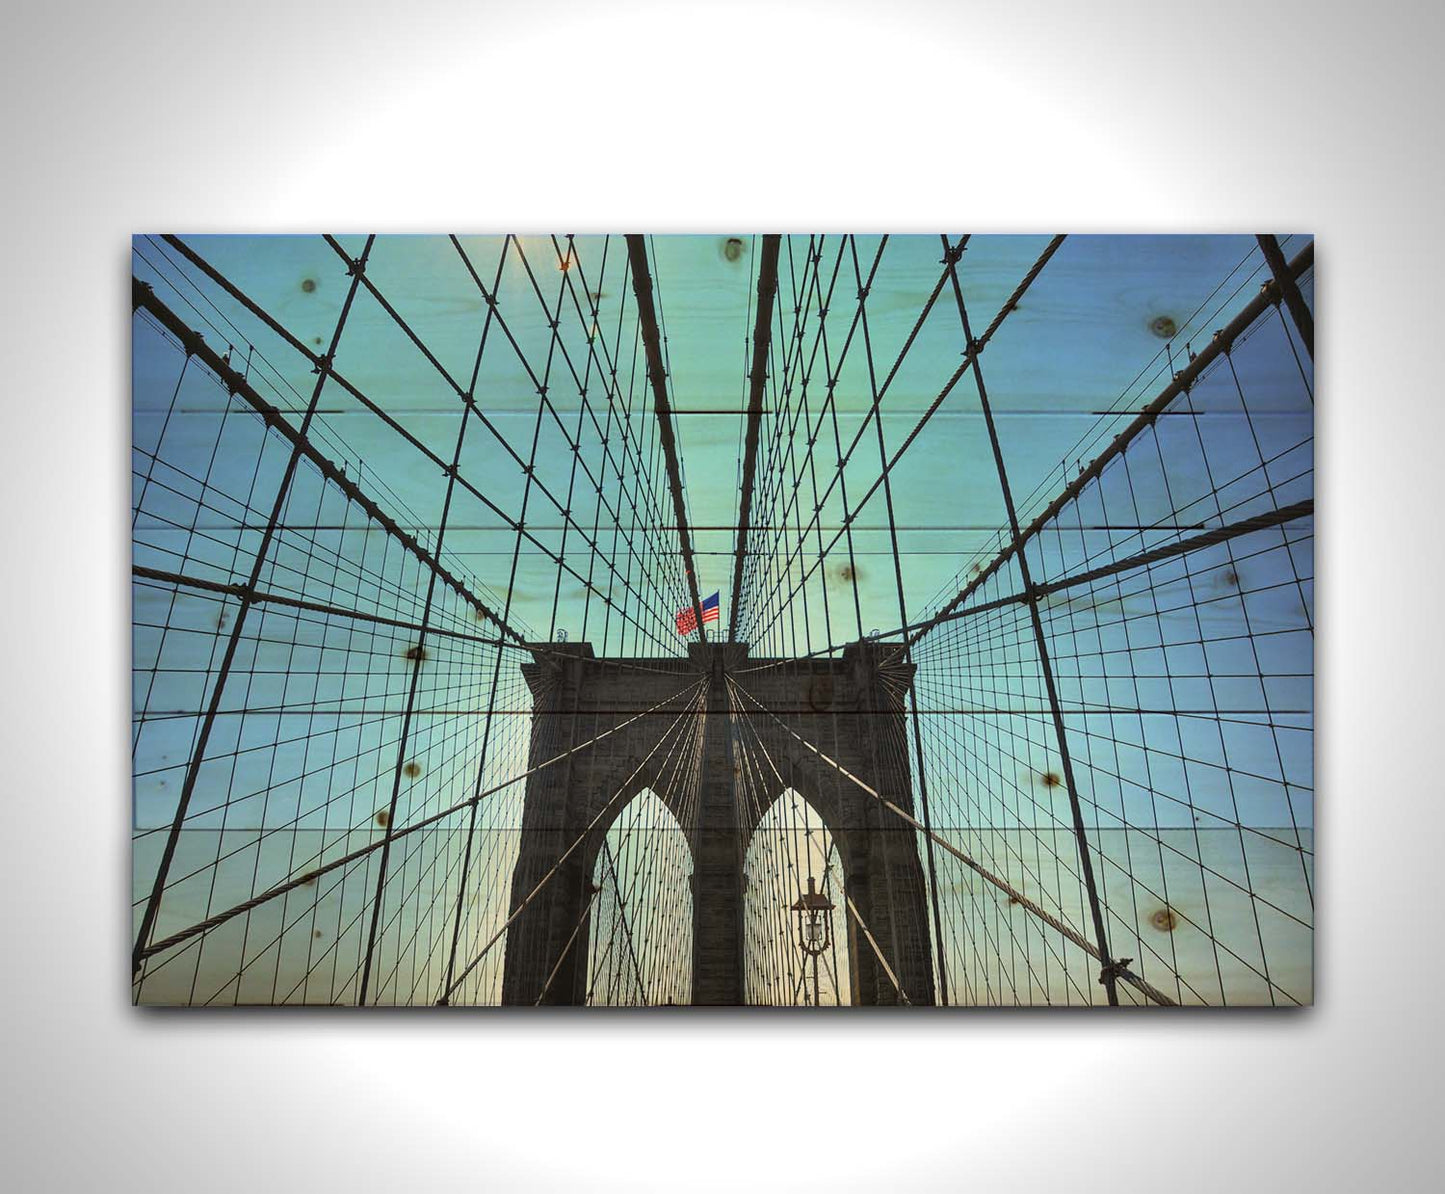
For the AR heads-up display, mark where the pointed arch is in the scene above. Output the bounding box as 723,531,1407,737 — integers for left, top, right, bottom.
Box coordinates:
743,788,851,1006
584,787,694,1006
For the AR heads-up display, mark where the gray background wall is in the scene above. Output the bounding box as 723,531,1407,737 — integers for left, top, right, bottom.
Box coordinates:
1,0,1436,1189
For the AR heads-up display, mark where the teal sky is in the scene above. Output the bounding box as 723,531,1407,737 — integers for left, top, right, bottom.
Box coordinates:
134,233,1310,649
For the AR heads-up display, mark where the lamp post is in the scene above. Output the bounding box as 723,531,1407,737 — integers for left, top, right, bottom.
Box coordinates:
790,875,835,1007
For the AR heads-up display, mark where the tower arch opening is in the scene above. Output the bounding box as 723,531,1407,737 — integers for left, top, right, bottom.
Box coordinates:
584,787,694,1006
743,788,851,1006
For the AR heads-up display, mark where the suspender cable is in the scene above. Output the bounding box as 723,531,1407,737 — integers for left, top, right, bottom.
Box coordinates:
910,240,1314,649
1256,234,1314,360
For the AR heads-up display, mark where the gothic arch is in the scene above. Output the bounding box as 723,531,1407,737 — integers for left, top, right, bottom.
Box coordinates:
743,788,851,1005
584,788,694,1006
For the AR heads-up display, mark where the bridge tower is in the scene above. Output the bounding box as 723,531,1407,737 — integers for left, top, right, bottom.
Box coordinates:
500,641,937,1006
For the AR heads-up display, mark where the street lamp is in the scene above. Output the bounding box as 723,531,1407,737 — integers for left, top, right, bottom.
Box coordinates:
790,875,835,1006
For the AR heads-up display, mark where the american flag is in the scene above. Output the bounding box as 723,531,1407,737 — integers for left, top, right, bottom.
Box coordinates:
675,591,720,636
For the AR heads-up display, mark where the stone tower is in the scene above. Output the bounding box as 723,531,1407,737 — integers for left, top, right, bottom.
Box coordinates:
499,640,936,1006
